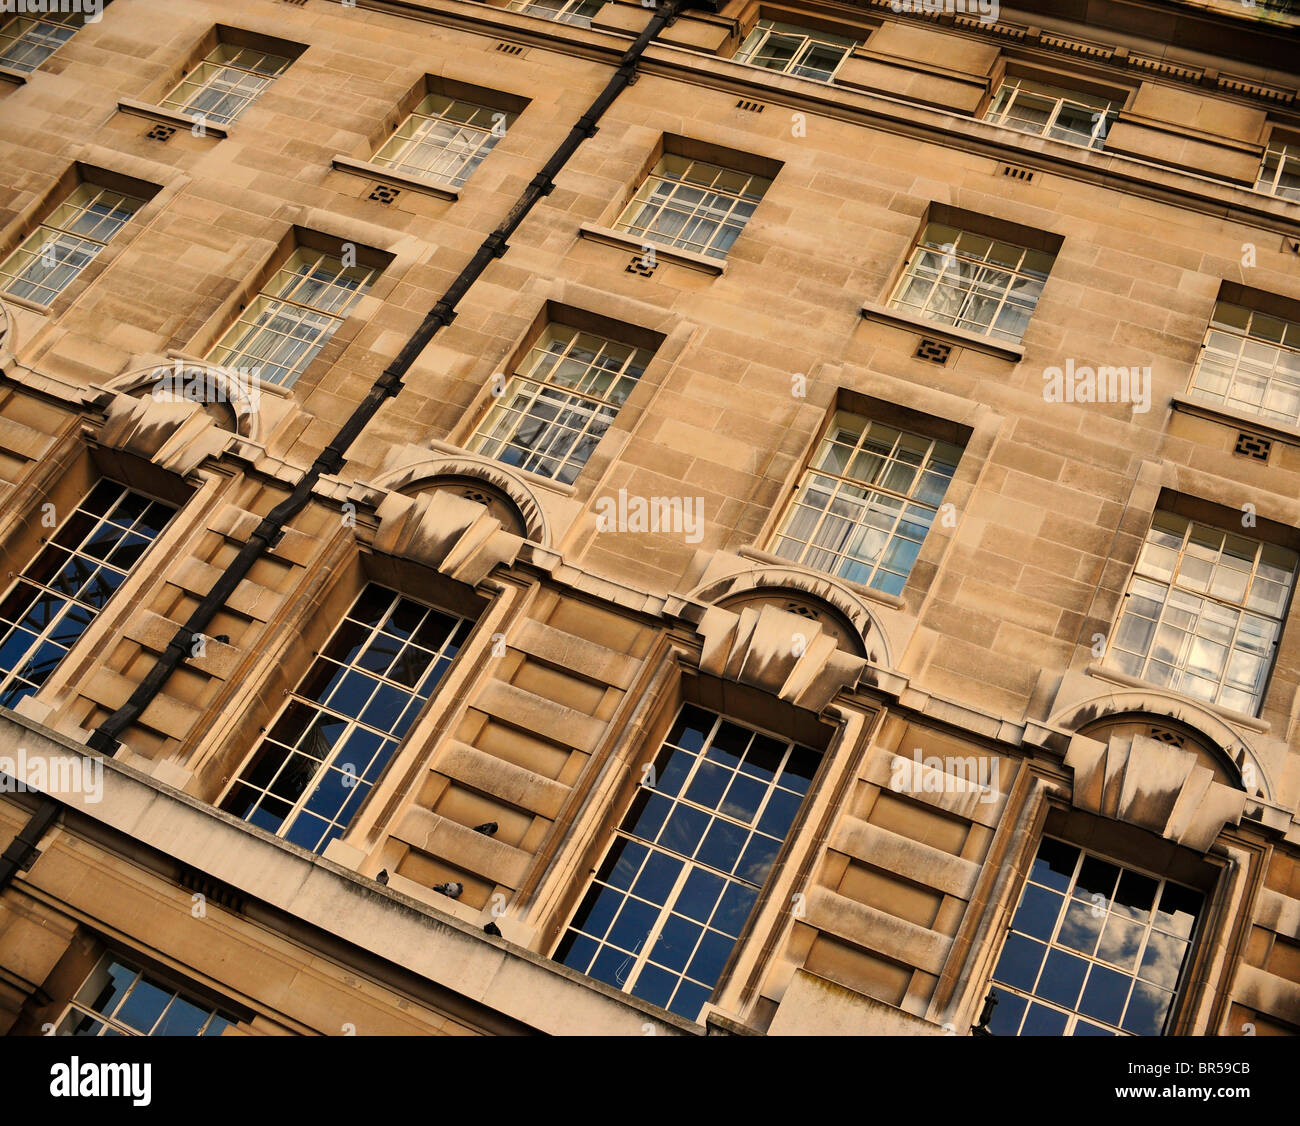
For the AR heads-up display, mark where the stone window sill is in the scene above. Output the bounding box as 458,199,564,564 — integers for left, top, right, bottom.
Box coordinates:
117,98,229,138
859,301,1026,363
330,156,461,201
1170,391,1300,447
0,291,52,315
0,65,27,86
577,222,726,276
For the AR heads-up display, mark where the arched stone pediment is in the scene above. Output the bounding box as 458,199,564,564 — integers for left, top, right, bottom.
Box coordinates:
1078,715,1245,793
695,602,867,715
95,389,234,478
1050,691,1269,801
105,360,261,440
370,456,547,545
372,489,526,588
687,566,886,665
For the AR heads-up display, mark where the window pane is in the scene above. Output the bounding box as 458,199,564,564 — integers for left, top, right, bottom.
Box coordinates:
770,411,962,591
468,325,654,482
219,584,468,853
60,955,234,1037
0,484,174,707
1107,509,1295,713
556,707,817,1020
0,184,145,305
613,157,769,259
991,839,1202,1037
888,221,1054,342
160,44,291,124
374,94,512,186
206,248,378,388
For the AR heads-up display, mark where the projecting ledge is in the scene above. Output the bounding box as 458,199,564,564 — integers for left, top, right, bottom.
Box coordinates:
859,301,1026,363
1170,392,1300,448
116,98,228,138
330,156,460,201
577,223,726,276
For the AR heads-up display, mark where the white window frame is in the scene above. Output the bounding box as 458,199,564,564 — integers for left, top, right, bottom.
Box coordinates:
205,247,379,388
554,705,819,1021
888,222,1055,343
0,9,83,73
0,182,145,306
983,76,1119,150
468,324,652,484
988,839,1204,1037
505,0,603,27
1106,510,1297,715
373,93,514,187
160,42,293,126
612,155,771,261
218,584,470,855
1255,140,1300,201
55,954,232,1037
732,18,859,83
1187,299,1300,427
0,481,174,709
769,410,961,597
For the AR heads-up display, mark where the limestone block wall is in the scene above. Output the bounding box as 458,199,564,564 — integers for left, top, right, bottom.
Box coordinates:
0,0,1296,1037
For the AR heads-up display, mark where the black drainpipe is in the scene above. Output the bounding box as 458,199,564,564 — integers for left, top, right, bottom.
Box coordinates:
0,788,59,889
8,0,715,887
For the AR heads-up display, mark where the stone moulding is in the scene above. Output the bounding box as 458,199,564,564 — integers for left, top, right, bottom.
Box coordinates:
1063,730,1248,853
101,361,262,441
371,489,526,588
686,565,889,666
1048,688,1273,805
369,455,548,546
696,602,867,714
91,392,235,478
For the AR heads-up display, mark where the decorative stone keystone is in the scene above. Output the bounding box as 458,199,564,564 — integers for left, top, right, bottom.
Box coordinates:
1064,731,1247,853
696,603,865,713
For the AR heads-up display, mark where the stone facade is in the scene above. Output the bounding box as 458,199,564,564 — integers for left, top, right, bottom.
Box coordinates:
0,0,1298,1037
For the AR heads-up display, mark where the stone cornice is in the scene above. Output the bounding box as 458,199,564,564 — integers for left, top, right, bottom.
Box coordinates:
353,0,1300,236
362,0,1299,108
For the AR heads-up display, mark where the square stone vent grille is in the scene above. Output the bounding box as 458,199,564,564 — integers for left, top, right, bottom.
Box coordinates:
916,338,952,364
1234,432,1272,462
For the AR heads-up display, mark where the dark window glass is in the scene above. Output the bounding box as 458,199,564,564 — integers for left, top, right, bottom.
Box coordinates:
0,483,175,707
556,705,818,1021
56,956,231,1037
219,584,469,854
989,838,1203,1036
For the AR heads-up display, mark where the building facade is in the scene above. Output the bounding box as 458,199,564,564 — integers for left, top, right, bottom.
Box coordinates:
0,0,1298,1037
